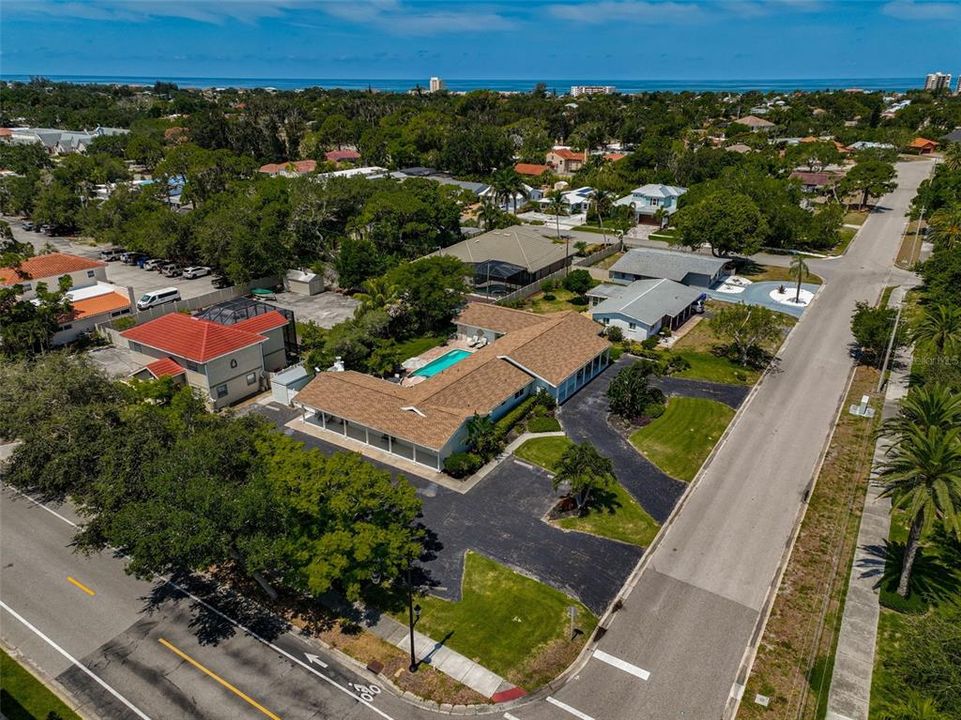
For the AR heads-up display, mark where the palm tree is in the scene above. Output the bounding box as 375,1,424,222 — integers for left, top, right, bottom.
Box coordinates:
877,426,961,597
478,199,501,231
551,441,615,513
546,190,566,240
927,203,961,250
467,414,499,460
590,189,615,243
944,142,961,172
789,255,809,303
913,304,961,354
491,168,527,213
880,384,961,447
354,275,398,314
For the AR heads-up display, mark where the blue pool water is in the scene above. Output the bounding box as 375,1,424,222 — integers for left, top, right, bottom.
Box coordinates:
412,349,472,378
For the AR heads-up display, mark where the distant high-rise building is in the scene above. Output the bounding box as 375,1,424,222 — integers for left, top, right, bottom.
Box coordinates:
924,72,952,91
429,76,445,93
570,85,616,97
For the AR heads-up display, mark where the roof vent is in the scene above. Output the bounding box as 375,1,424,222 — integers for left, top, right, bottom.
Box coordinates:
401,406,426,418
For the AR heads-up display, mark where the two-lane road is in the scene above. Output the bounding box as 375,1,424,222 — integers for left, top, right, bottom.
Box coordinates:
0,487,411,720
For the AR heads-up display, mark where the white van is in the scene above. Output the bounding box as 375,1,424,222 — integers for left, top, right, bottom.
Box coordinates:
137,287,181,311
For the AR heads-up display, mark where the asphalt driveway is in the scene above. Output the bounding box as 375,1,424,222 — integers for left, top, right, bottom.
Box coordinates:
559,357,749,524
254,403,641,614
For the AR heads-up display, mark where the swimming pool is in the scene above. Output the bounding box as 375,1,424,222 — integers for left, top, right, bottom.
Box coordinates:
412,349,472,378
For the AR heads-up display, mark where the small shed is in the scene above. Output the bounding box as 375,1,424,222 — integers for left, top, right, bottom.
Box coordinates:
270,365,314,405
284,269,324,296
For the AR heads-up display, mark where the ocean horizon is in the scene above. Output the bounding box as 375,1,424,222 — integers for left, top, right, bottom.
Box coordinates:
0,74,922,94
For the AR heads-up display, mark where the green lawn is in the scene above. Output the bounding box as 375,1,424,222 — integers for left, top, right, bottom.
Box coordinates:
415,553,597,690
514,437,660,546
1,649,81,720
672,349,758,385
737,263,823,285
843,210,868,226
394,335,446,361
520,288,589,315
556,482,660,547
514,435,571,471
630,396,735,481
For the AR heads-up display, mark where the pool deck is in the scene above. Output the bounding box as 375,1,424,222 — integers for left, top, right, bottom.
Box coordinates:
401,337,474,387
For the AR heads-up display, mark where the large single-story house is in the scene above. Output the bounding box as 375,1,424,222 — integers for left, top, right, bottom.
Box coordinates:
118,310,291,408
589,279,704,341
325,149,361,164
609,247,729,288
515,163,551,178
536,186,594,214
294,303,610,471
433,225,577,297
613,184,687,224
0,126,128,155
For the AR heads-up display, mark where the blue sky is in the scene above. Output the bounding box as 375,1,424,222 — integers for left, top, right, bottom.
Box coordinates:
1,0,958,81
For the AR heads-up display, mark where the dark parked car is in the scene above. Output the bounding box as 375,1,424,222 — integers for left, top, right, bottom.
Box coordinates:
211,273,231,289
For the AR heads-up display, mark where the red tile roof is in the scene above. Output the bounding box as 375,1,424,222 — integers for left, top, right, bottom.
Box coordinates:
325,149,361,162
0,128,13,137
232,310,289,334
909,137,937,148
69,291,130,319
0,253,105,286
122,313,266,363
258,159,317,175
549,148,586,161
514,163,550,176
604,152,627,162
145,358,186,379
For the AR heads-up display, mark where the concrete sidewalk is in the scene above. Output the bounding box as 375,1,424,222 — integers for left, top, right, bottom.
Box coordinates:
826,286,913,720
366,613,515,699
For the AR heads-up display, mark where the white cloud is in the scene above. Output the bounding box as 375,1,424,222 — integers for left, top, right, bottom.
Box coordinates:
881,0,961,20
548,0,702,24
320,0,516,35
4,0,301,25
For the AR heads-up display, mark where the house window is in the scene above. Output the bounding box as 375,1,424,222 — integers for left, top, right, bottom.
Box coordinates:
216,384,228,399
86,270,96,278
130,341,142,353
602,318,610,325
246,372,257,386
649,198,660,207
230,358,238,369
186,360,199,372
61,323,73,330
629,323,636,330
514,389,524,399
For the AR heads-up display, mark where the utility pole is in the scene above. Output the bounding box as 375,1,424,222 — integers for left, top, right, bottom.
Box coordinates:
877,297,904,394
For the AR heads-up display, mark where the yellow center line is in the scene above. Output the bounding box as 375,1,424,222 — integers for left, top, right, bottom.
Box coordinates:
158,638,281,720
67,576,95,596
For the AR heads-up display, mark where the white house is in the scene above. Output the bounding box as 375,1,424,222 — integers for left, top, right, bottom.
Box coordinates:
614,184,687,225
589,279,704,341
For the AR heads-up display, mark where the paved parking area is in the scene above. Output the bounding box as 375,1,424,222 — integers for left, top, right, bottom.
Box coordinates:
253,403,641,614
270,290,358,329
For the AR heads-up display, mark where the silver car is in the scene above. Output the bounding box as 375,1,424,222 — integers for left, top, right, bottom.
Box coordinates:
182,266,211,279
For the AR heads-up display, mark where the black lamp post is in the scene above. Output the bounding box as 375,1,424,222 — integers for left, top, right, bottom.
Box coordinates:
407,562,421,672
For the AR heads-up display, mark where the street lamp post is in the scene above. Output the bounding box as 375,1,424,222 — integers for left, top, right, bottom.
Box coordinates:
407,562,421,672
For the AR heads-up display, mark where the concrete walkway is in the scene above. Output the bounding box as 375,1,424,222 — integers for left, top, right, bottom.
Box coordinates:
367,614,514,699
826,286,913,720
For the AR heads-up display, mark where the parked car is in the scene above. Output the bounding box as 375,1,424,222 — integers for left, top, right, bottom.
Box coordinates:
121,252,145,264
100,247,125,261
21,221,34,232
137,287,181,311
143,258,167,271
182,266,211,279
161,264,183,278
211,273,231,289
39,224,53,235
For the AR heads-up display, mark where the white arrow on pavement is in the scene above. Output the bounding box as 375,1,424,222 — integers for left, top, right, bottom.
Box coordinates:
305,653,329,668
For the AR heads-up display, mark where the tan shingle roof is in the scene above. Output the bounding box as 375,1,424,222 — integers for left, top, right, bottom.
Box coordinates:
296,304,608,449
456,302,551,334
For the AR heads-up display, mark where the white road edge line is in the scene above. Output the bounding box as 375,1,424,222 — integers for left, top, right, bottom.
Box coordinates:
503,713,522,720
2,485,396,720
592,649,651,681
546,696,596,720
0,600,153,720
